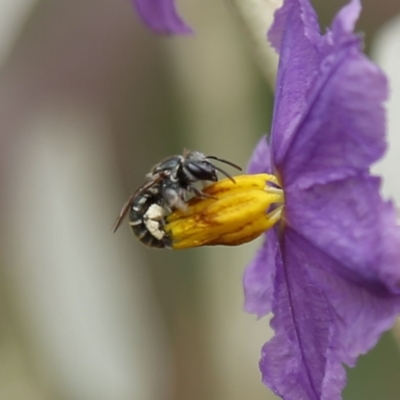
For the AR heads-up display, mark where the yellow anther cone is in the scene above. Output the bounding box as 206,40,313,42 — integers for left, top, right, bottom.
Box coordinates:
166,174,284,249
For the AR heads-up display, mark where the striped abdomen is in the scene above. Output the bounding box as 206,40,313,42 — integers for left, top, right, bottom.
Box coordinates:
129,191,171,248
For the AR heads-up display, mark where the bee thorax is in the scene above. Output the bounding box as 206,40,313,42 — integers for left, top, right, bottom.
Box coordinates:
162,186,187,211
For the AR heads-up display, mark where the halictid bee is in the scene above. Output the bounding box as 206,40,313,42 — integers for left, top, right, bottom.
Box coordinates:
112,150,242,248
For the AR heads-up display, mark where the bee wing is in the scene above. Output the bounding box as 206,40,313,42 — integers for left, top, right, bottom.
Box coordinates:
112,174,164,233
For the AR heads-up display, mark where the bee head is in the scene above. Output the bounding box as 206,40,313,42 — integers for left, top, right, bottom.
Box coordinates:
182,151,242,183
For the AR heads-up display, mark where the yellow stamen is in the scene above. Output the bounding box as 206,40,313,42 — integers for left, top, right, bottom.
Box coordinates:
166,174,284,249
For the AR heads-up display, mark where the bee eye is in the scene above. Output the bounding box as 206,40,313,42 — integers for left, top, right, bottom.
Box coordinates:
186,162,217,181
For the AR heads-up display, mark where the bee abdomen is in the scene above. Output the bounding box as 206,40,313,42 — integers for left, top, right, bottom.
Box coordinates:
128,192,171,248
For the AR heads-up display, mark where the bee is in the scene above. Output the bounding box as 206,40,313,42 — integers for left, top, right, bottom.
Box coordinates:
112,150,242,248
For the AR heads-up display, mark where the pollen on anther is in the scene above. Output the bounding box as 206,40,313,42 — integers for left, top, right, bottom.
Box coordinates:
165,174,285,249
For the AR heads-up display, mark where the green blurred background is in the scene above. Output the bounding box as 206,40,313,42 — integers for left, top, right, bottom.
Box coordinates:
0,0,399,399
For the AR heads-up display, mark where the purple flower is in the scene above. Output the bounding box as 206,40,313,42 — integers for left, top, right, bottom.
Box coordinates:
244,0,400,398
133,0,192,34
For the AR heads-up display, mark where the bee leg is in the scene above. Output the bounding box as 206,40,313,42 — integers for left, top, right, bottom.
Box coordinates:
174,197,188,212
188,185,217,200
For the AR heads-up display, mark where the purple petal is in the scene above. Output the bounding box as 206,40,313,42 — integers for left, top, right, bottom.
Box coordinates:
276,46,387,189
268,0,324,165
261,227,400,399
261,228,333,399
268,0,320,53
252,1,400,397
243,230,278,318
285,174,400,294
330,0,361,43
133,0,192,34
247,135,272,174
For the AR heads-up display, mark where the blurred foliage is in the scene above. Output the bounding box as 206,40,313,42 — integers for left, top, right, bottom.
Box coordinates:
345,332,400,399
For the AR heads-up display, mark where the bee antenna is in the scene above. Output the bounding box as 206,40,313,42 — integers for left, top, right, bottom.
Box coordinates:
206,161,236,183
205,156,242,171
